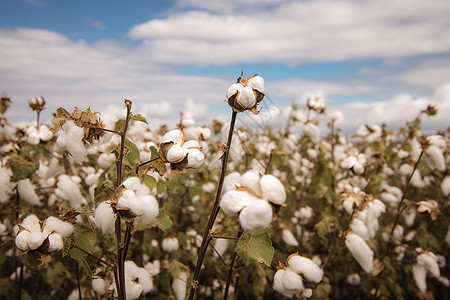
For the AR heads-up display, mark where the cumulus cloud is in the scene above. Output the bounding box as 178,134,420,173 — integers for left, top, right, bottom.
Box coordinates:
129,0,450,66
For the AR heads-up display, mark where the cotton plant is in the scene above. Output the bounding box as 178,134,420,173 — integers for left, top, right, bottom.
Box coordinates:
226,72,264,114
412,248,443,293
220,170,286,231
273,253,324,298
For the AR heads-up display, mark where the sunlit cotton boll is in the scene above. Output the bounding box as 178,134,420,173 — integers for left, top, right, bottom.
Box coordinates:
282,229,299,247
54,175,87,208
173,271,188,300
17,178,41,206
424,145,445,172
56,120,87,163
303,122,320,144
273,269,297,298
25,125,53,145
162,236,179,252
239,200,273,231
287,254,323,283
345,232,374,273
94,201,115,234
111,261,153,300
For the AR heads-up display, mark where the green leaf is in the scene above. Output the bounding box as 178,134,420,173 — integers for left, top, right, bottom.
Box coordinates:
8,153,39,182
67,224,97,274
235,228,274,267
94,178,115,204
131,113,148,124
157,180,166,195
142,174,157,191
123,139,140,169
151,212,173,231
114,119,126,132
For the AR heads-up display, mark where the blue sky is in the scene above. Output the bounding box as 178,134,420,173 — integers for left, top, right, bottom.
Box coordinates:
1,0,449,133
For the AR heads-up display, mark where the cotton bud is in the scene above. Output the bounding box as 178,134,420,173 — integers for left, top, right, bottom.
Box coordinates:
173,272,188,300
226,73,265,114
28,96,45,111
345,232,374,273
162,236,179,252
282,229,299,247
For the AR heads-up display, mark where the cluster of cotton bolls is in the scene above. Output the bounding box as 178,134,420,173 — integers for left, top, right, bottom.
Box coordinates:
109,261,154,300
220,170,286,231
412,248,449,293
273,253,324,298
14,214,74,254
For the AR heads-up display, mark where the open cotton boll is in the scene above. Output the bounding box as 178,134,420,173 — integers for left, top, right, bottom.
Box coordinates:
260,174,286,205
392,225,404,243
97,152,116,169
166,145,186,162
220,190,254,215
0,166,15,203
42,216,74,237
304,122,320,144
17,179,41,206
226,83,244,99
54,175,87,208
15,230,31,251
92,277,108,295
20,215,41,232
441,176,450,197
240,170,261,195
38,125,53,141
173,271,188,300
282,229,299,247
247,75,264,93
287,254,323,283
47,233,63,252
413,263,427,293
117,191,159,224
350,218,370,241
185,148,205,168
238,86,257,109
239,200,273,231
222,172,241,194
145,260,161,277
59,120,87,163
273,270,296,298
120,261,153,300
280,268,304,291
162,236,179,252
424,145,445,172
417,252,440,278
345,232,374,273
27,231,48,250
94,201,115,234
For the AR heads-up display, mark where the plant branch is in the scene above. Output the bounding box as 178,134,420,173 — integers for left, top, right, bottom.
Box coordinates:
135,156,161,175
188,110,238,300
71,244,114,268
223,229,243,300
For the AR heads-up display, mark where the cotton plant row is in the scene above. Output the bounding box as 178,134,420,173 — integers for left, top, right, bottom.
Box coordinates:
0,76,449,299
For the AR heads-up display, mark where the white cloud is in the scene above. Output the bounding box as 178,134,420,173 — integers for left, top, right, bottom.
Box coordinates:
392,58,450,89
129,0,450,66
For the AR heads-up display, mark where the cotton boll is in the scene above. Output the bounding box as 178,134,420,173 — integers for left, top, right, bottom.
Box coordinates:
350,218,370,241
166,145,186,163
15,230,31,251
94,201,116,234
417,252,440,278
92,277,108,295
47,233,63,252
302,288,313,298
347,273,361,285
239,200,273,231
260,174,286,205
212,238,229,258
54,175,87,208
162,236,179,252
424,145,445,172
27,231,47,250
220,190,254,215
345,232,374,273
238,86,257,109
287,254,323,283
280,268,304,291
145,260,161,277
273,270,296,298
173,272,188,300
17,179,41,206
97,152,116,169
392,225,404,244
247,75,264,93
413,263,427,293
0,166,15,203
403,206,416,227
240,170,261,195
186,148,205,168
222,172,241,194
441,176,450,197
282,229,299,247
226,83,244,99
304,123,320,144
38,125,53,141
20,215,41,232
43,217,74,237
62,121,87,163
